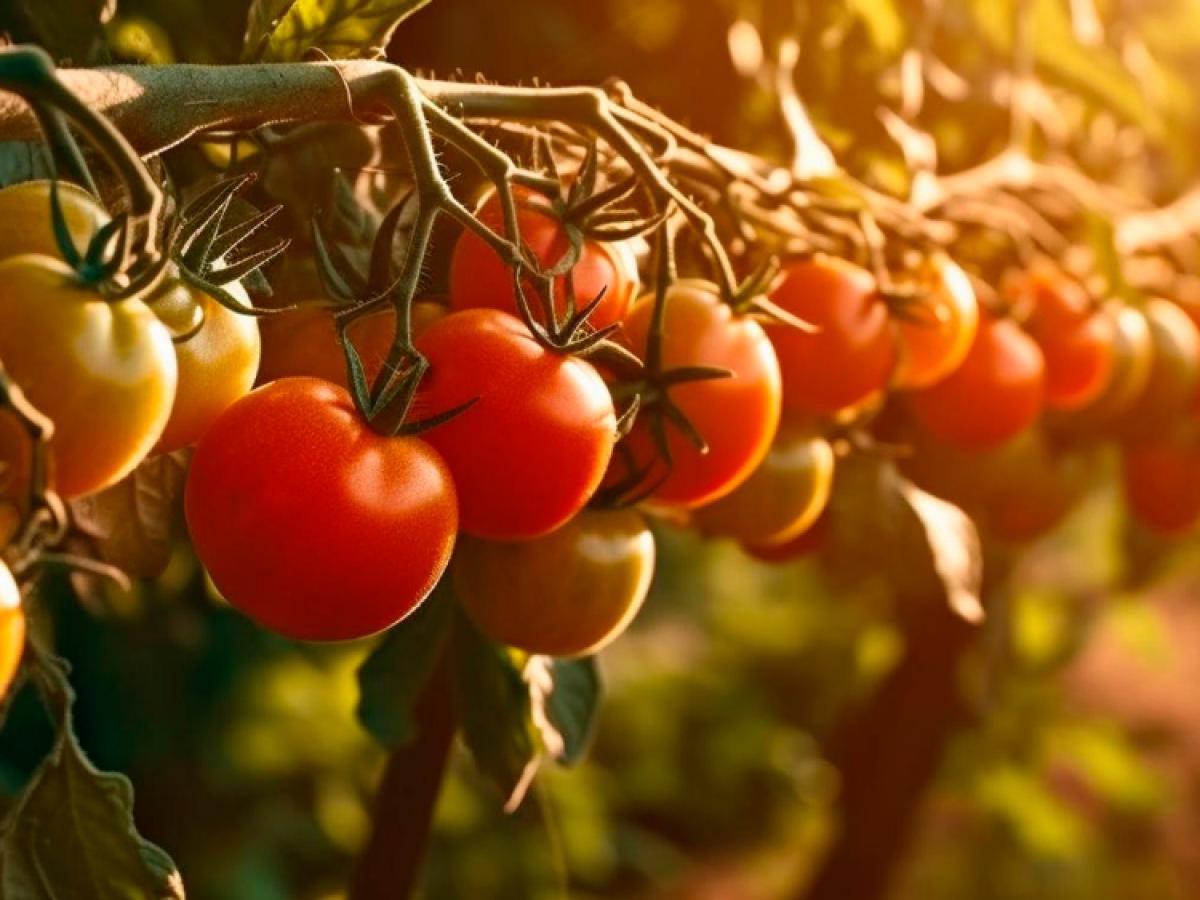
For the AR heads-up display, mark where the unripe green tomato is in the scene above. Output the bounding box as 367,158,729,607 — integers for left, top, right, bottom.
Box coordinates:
454,508,655,657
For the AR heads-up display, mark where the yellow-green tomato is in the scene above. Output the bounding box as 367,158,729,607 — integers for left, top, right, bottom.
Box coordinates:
153,279,261,454
0,180,109,261
691,418,835,547
454,508,655,657
0,254,177,498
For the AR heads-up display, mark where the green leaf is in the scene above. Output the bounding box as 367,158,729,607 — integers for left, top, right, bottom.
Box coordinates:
0,652,183,900
545,657,602,767
356,581,454,747
243,0,432,62
453,614,540,812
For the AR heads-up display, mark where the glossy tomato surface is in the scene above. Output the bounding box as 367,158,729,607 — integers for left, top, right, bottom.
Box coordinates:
0,180,108,262
415,309,615,539
894,255,979,390
185,377,457,641
454,507,654,657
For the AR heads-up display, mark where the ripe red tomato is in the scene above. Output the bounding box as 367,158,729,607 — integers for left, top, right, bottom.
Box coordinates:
454,507,654,657
415,309,615,539
185,377,457,641
764,256,895,416
908,313,1045,449
153,279,261,454
0,255,177,498
0,560,23,697
1121,422,1200,535
691,417,834,547
449,189,637,331
1010,270,1114,411
618,281,782,509
893,254,979,390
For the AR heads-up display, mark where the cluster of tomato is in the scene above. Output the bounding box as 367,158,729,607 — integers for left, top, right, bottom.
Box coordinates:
4,176,1200,684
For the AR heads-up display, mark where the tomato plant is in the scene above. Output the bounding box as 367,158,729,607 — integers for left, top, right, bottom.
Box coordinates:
185,377,457,640
618,281,782,508
0,560,22,698
415,309,615,539
691,417,834,547
893,254,979,390
0,179,108,261
763,256,895,416
152,279,262,454
454,507,655,657
449,190,638,331
0,255,177,498
908,313,1045,449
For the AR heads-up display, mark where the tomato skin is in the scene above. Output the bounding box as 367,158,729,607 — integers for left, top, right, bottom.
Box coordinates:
454,507,654,657
1122,425,1200,535
415,309,615,540
257,302,446,391
153,279,261,454
0,561,22,697
743,513,828,563
0,255,177,498
185,377,457,641
619,281,782,509
893,254,979,390
1115,299,1200,442
1052,304,1152,435
764,257,895,415
908,313,1044,449
1010,271,1114,411
449,191,636,331
0,180,108,261
692,418,834,547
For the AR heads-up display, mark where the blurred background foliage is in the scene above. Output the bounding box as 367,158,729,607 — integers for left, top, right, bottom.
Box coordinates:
5,0,1200,898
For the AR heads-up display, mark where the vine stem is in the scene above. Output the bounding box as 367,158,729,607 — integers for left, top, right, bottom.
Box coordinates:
349,647,457,900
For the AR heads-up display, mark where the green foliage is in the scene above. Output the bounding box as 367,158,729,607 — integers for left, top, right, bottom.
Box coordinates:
545,658,602,767
243,0,432,62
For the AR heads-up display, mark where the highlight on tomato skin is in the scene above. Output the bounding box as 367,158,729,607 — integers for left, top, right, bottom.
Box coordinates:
892,254,979,391
742,513,829,563
414,308,616,540
908,312,1045,450
184,377,459,642
763,256,896,416
0,561,23,699
453,507,655,658
617,280,783,510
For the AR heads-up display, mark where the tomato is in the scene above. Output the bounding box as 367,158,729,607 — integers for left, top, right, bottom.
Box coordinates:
1052,304,1152,434
743,513,828,563
0,404,35,550
152,279,261,454
908,313,1044,449
414,309,615,539
893,254,979,390
257,302,445,391
763,256,895,415
691,417,834,547
0,180,108,261
618,281,782,508
1122,424,1200,535
1010,270,1114,411
454,507,654,657
981,437,1094,543
1115,299,1200,442
185,377,457,641
449,190,637,331
0,255,177,498
0,561,22,697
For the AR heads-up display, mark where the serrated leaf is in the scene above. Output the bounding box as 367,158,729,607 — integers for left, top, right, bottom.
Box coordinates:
545,657,602,766
356,582,454,747
243,0,430,62
69,452,190,579
453,614,540,812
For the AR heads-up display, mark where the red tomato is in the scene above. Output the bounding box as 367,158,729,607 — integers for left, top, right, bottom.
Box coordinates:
1122,425,1200,535
618,281,782,509
414,309,615,539
449,190,637,331
893,254,979,390
764,256,895,415
0,561,23,697
185,377,457,641
908,313,1045,449
1010,270,1114,411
